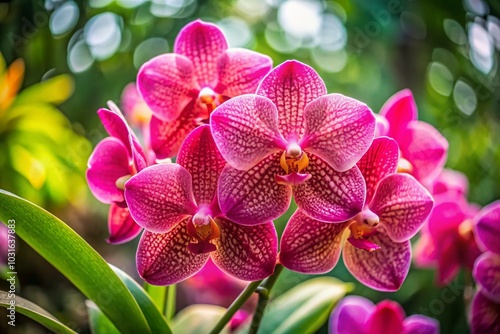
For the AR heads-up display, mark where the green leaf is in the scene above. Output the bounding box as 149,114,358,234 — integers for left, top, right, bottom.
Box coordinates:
0,190,151,334
0,290,76,334
86,301,120,334
254,277,352,334
144,283,167,312
173,305,230,334
15,74,74,105
110,265,172,334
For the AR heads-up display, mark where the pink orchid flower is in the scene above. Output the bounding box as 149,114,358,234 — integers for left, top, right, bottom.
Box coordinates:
121,82,152,131
124,125,278,285
279,137,433,291
86,102,147,244
210,60,375,225
137,19,273,159
470,201,500,334
376,89,448,184
430,168,469,201
329,296,439,334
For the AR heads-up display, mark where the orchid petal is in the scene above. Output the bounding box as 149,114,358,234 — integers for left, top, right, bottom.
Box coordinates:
431,168,469,199
473,252,500,303
470,291,500,334
124,164,197,233
474,200,500,254
279,209,348,274
413,230,436,268
293,154,365,223
427,201,466,238
370,173,433,242
211,218,278,281
374,114,390,137
216,48,272,97
357,137,399,204
137,221,209,285
174,20,228,87
379,89,417,141
301,93,376,172
434,234,461,285
366,300,405,334
329,296,374,334
137,53,198,121
210,94,286,170
257,60,327,141
177,125,226,206
347,237,381,252
86,137,130,204
97,107,138,160
218,153,292,226
107,203,142,244
343,233,411,291
404,315,439,334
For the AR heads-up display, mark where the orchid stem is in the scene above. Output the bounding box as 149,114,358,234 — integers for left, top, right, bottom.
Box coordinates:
208,279,263,334
249,264,284,334
164,284,176,322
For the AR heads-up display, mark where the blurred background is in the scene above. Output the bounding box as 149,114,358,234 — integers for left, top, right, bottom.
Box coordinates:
0,0,499,333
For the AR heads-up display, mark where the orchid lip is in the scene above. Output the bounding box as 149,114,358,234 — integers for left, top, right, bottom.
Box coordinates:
348,209,381,251
115,174,132,190
397,157,413,174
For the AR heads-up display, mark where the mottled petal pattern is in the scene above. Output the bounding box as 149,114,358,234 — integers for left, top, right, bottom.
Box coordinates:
211,218,278,281
107,204,142,244
474,200,500,254
137,221,209,285
210,94,286,170
471,291,500,334
301,93,376,172
370,174,433,242
137,53,198,121
216,48,273,97
379,89,417,141
366,300,405,334
403,315,439,334
125,164,197,233
218,153,292,226
343,233,411,291
279,210,348,274
257,60,327,141
357,137,399,204
329,296,374,334
473,252,500,303
293,154,365,223
86,138,130,204
174,20,228,87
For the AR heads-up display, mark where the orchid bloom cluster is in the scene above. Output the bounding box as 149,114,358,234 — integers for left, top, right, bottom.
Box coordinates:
87,19,442,292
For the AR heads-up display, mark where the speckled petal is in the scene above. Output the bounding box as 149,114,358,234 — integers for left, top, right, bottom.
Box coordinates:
177,125,226,206
86,137,130,204
211,218,278,281
366,300,405,334
370,173,433,242
136,221,209,285
174,20,228,87
470,291,500,334
403,315,439,334
137,53,198,121
279,209,348,274
474,200,500,254
218,153,292,226
216,48,272,97
473,252,500,303
257,60,327,141
343,233,411,291
357,137,399,204
107,203,142,244
124,164,197,233
301,93,376,172
293,154,365,223
379,89,417,141
329,295,374,334
210,94,286,170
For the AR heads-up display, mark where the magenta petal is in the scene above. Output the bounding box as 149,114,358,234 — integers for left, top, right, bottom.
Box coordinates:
474,200,500,254
293,154,365,223
257,60,327,141
301,93,376,172
280,209,348,274
174,20,228,87
379,89,417,141
216,48,273,97
403,315,439,334
107,203,142,244
329,295,374,334
374,114,390,137
211,218,278,281
97,107,137,160
86,137,130,204
210,94,285,170
470,291,500,334
366,300,405,334
427,201,466,239
473,252,500,303
434,234,461,285
274,172,311,186
347,237,381,252
218,153,292,226
136,221,209,285
177,125,226,206
124,164,197,233
357,137,399,204
137,53,198,121
343,233,411,291
370,173,433,242
431,168,469,199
